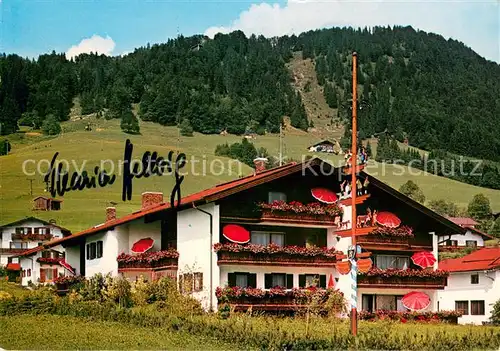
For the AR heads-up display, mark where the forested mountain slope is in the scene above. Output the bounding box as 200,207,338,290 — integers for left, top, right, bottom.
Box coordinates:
1,26,499,161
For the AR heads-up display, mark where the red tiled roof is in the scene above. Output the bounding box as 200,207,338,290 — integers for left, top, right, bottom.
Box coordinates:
440,247,500,272
6,263,21,270
447,217,479,227
20,161,306,256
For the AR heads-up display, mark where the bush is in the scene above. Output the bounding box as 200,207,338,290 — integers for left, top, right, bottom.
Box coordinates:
491,299,500,325
179,118,193,136
41,114,61,135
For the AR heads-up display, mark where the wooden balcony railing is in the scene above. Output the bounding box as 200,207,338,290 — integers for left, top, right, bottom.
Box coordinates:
260,208,340,226
117,250,179,269
11,233,53,241
357,235,432,251
358,269,448,289
214,243,340,267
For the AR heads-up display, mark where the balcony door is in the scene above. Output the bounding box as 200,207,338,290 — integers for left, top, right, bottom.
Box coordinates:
251,231,285,246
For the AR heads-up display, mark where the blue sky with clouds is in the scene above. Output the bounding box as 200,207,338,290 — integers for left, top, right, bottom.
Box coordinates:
1,0,499,62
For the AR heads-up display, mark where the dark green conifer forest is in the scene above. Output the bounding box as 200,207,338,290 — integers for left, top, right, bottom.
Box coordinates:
1,26,499,163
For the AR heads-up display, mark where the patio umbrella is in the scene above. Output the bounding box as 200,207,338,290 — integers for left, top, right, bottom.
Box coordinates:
59,259,75,275
222,224,250,244
411,251,436,269
327,274,335,288
131,237,155,254
375,211,401,228
311,187,338,204
402,291,431,311
336,261,352,275
357,258,373,273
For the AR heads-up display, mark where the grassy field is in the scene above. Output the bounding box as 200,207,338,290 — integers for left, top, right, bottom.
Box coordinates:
1,115,499,232
0,314,235,350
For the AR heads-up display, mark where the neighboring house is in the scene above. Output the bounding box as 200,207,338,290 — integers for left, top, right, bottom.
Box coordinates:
33,196,63,211
307,140,341,154
0,217,71,268
439,248,500,325
17,158,465,313
438,217,493,250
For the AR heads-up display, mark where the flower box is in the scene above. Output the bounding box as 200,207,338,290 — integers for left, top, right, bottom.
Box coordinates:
358,268,448,288
258,201,342,225
117,249,179,269
214,243,340,266
37,257,61,264
11,233,53,241
358,310,461,324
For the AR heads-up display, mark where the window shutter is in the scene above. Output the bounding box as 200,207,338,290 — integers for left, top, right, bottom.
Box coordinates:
86,245,90,260
228,273,236,287
298,274,306,288
319,275,327,288
264,274,273,289
248,273,257,288
53,268,58,280
97,241,103,258
40,268,46,282
286,274,294,289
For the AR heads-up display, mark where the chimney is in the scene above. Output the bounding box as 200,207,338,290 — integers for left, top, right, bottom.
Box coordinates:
106,207,116,222
142,192,164,209
253,158,268,173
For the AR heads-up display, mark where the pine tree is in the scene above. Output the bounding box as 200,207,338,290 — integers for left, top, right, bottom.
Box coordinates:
120,110,140,134
467,194,492,220
41,114,61,135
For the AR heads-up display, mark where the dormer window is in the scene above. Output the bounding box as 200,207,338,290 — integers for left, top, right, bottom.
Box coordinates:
268,191,286,203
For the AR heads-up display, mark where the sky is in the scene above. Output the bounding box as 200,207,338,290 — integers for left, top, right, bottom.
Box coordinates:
1,0,499,63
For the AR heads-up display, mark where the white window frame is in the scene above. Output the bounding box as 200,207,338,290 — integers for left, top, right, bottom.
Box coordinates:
250,231,285,246
268,191,287,203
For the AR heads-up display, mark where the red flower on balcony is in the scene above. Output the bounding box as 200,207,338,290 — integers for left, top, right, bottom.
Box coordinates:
358,310,462,322
257,200,342,217
359,268,449,278
369,225,414,238
117,249,179,268
213,243,340,258
37,257,62,264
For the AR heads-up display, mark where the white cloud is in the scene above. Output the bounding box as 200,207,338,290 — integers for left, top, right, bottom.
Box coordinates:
204,0,499,62
66,35,116,60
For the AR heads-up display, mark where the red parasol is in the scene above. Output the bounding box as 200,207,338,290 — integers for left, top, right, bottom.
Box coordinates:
311,188,338,204
402,291,431,311
336,261,352,275
357,258,373,273
131,237,155,254
375,211,401,228
59,259,75,275
411,251,436,269
222,224,250,244
327,274,335,288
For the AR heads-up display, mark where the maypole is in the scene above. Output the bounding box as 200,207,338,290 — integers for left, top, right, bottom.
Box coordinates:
350,51,358,336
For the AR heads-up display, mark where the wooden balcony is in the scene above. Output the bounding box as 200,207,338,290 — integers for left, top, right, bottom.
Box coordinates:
117,257,178,270
357,235,432,251
260,208,340,226
0,248,27,254
358,271,447,289
217,250,338,267
11,233,53,241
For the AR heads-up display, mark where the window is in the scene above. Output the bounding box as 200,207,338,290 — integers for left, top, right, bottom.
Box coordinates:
299,274,327,288
466,240,477,248
27,269,31,277
179,272,204,293
236,274,248,288
375,255,409,270
471,273,479,284
22,270,26,278
265,273,293,289
96,241,103,258
455,301,469,315
471,301,485,315
228,272,257,288
251,231,285,246
362,294,374,312
10,242,28,249
268,191,286,203
445,239,458,246
7,257,19,264
45,269,53,281
15,227,31,234
86,241,103,260
396,296,407,312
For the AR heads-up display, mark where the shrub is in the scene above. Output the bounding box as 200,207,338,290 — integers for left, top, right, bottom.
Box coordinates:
41,114,61,135
103,276,132,308
491,299,500,325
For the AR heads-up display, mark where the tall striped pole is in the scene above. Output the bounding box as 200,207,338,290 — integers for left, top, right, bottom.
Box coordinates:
350,52,358,336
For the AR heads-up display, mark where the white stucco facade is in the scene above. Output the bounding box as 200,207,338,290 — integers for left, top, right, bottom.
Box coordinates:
438,230,486,248
177,203,220,311
1,219,66,265
438,270,500,325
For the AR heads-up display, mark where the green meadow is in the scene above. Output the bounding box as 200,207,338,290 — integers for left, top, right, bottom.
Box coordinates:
1,116,499,232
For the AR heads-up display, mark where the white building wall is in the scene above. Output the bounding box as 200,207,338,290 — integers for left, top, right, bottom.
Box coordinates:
177,203,220,311
65,245,81,275
85,231,118,277
438,231,485,247
219,265,336,289
438,270,499,325
127,220,161,252
1,220,66,265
